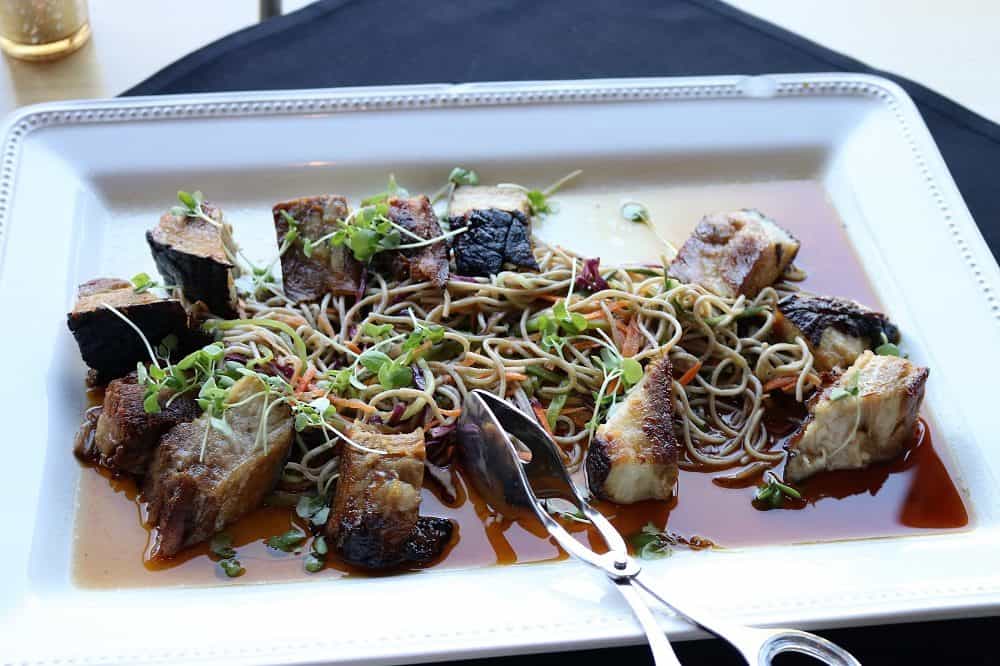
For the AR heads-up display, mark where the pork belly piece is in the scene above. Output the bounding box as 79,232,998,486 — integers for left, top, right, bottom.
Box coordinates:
668,209,799,298
90,373,200,476
273,195,363,301
785,351,928,483
147,204,238,317
326,424,454,570
586,354,679,504
67,277,189,383
379,195,449,286
776,293,901,371
144,375,293,558
448,185,532,219
448,185,538,277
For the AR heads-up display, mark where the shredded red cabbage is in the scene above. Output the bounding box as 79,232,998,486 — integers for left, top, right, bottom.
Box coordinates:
575,257,610,292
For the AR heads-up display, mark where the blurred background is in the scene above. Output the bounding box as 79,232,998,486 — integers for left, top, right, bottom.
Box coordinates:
0,0,997,123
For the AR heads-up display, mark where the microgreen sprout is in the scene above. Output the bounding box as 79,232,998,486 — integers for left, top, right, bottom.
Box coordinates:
629,522,675,560
295,494,330,526
129,272,173,294
497,169,582,218
209,532,243,577
620,200,676,255
266,528,307,553
171,190,223,229
431,166,480,203
305,535,328,573
360,173,408,206
753,473,802,510
584,338,645,441
875,331,902,357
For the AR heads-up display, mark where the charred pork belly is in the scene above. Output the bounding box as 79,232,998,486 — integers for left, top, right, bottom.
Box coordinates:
67,278,189,383
448,185,538,277
89,373,200,476
326,424,454,570
147,204,238,317
785,351,928,483
775,293,900,371
376,195,449,286
586,354,679,504
668,209,799,298
144,375,293,558
273,195,363,301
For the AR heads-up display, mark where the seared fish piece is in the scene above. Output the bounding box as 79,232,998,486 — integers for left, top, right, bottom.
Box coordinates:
381,195,449,286
273,195,363,301
776,293,900,371
91,373,200,476
144,375,293,558
448,185,532,219
147,204,239,317
668,209,799,298
785,351,928,483
586,354,679,504
449,185,538,277
326,424,454,570
67,277,189,383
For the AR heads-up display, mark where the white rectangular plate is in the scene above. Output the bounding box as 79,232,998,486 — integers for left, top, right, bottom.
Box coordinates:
2,74,999,666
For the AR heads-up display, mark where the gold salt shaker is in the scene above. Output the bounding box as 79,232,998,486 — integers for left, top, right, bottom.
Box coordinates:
0,0,90,61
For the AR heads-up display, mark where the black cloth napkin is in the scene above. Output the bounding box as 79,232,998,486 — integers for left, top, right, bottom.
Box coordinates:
125,1,999,663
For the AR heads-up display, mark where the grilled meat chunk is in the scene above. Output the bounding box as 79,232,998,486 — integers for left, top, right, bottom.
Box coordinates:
668,209,799,298
326,424,454,570
776,294,901,371
586,354,679,504
147,204,238,317
449,185,538,277
785,351,928,483
144,375,293,559
449,185,532,219
90,374,200,476
380,195,449,286
67,277,189,383
273,195,363,301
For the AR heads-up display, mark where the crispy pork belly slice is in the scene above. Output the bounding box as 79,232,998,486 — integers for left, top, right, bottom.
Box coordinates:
668,209,799,298
448,185,538,277
380,195,449,286
67,277,189,383
586,354,679,504
785,351,928,483
776,294,901,371
448,185,532,219
147,204,238,317
273,195,363,301
144,375,293,559
91,373,200,476
326,424,454,570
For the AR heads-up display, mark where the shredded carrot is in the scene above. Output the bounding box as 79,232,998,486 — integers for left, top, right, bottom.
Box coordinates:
559,406,590,415
439,408,462,418
582,310,606,321
331,396,376,414
460,356,479,367
505,372,529,382
531,403,555,436
535,294,562,303
296,366,317,393
678,361,703,386
621,317,643,358
273,313,308,328
572,339,602,351
344,341,362,355
606,377,620,395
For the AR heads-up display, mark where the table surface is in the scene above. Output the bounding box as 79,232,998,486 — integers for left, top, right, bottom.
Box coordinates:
1,0,998,123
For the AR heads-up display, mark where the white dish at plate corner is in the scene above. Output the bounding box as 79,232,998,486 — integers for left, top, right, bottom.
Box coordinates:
1,74,999,666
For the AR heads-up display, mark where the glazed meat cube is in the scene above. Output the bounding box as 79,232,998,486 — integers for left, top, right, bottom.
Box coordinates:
776,294,901,371
448,185,532,219
448,185,538,277
147,204,239,317
785,351,928,483
586,354,679,504
67,277,189,383
91,373,200,476
144,375,293,558
273,195,363,301
668,210,799,298
381,195,449,286
326,424,454,570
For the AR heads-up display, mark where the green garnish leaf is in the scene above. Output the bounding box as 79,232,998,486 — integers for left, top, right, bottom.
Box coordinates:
753,474,802,510
304,554,324,573
448,167,479,186
210,532,236,559
527,190,551,216
629,522,674,560
130,272,155,293
525,364,563,384
875,342,901,356
829,387,851,401
378,361,413,390
621,202,650,223
143,392,162,414
359,349,392,373
219,558,244,577
664,277,681,291
362,322,394,339
312,535,328,556
546,391,568,430
266,529,307,553
621,357,643,386
295,494,326,521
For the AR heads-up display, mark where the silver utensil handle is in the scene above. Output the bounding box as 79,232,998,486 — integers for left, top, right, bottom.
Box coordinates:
614,579,683,666
632,576,861,666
